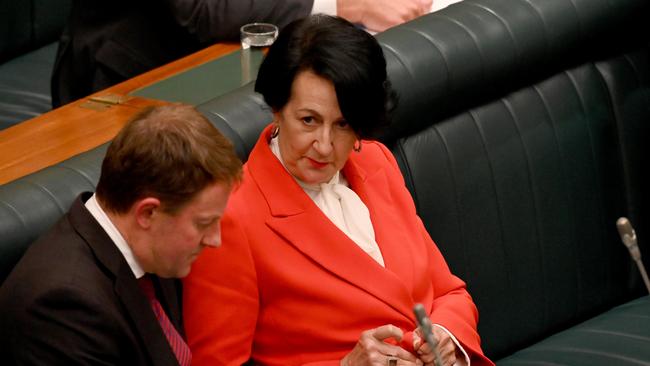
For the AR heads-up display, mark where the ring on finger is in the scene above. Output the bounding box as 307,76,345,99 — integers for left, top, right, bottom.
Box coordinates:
387,355,398,366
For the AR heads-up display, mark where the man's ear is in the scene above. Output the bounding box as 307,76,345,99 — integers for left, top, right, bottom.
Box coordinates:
133,197,162,229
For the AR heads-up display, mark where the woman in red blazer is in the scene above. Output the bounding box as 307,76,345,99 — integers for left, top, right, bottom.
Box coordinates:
183,15,493,366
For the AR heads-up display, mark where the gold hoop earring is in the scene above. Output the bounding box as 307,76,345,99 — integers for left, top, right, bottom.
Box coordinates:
270,125,279,138
353,140,362,153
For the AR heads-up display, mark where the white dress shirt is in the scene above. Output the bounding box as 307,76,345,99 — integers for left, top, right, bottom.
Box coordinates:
311,0,463,17
85,194,145,279
312,0,337,16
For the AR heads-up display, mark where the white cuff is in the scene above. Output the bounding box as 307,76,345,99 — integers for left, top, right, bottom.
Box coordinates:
433,324,471,366
311,0,337,15
431,0,463,13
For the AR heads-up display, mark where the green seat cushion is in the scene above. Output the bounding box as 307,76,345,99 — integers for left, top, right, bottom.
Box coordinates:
497,296,650,365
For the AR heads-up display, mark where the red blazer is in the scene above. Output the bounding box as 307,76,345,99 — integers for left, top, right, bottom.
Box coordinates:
183,125,493,366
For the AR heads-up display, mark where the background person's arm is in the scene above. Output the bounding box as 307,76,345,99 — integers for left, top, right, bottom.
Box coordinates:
163,0,314,42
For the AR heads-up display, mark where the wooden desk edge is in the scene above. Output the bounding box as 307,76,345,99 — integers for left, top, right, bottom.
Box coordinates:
0,43,240,186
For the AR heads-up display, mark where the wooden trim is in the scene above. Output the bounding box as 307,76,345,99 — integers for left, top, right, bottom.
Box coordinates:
0,43,240,185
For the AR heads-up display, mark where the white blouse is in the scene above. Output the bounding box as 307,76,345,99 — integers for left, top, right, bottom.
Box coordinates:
269,136,385,267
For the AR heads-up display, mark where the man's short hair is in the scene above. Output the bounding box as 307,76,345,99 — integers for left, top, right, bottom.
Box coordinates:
95,104,242,214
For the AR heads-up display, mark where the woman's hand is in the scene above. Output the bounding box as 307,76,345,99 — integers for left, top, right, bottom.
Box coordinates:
413,326,461,366
341,324,423,366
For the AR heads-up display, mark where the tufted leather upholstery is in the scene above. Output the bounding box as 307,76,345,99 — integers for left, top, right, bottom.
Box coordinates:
392,50,650,359
380,1,649,361
1,0,648,363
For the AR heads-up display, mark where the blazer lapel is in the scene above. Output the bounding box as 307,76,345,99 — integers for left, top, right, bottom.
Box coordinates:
69,194,180,366
249,128,414,319
345,152,422,300
114,273,180,366
155,277,185,337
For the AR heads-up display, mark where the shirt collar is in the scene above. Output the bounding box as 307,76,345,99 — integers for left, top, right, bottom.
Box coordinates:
85,194,145,279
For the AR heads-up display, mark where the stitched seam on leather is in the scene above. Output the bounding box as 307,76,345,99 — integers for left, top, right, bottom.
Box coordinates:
520,0,550,57
400,27,452,93
433,15,485,85
0,200,29,233
501,96,543,336
532,83,572,329
577,328,650,342
21,180,66,215
432,122,469,278
470,3,520,67
564,67,610,307
57,165,97,188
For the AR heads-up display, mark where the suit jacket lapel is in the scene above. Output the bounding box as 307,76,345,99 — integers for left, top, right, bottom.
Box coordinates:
69,194,180,366
114,271,179,366
249,127,414,319
345,151,422,302
155,276,185,337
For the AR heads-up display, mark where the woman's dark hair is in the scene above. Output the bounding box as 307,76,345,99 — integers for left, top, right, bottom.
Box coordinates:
255,14,396,139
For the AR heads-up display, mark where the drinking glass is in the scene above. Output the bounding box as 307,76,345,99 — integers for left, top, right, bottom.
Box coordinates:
240,23,278,84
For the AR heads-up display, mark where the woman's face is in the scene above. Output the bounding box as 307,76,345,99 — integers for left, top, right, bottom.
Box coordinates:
275,70,357,185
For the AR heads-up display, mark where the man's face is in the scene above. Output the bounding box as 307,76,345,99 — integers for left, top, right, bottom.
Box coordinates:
147,181,232,278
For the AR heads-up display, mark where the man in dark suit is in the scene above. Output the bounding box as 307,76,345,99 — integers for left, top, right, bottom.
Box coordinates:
51,0,432,107
0,104,242,365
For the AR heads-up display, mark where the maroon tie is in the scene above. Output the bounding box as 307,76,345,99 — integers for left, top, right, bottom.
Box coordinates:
139,275,192,366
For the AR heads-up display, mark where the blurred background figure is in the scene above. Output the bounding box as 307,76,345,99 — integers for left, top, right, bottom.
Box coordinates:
51,0,432,108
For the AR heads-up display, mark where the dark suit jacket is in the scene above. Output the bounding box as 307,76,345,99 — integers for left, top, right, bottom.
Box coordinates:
0,193,184,366
51,0,313,107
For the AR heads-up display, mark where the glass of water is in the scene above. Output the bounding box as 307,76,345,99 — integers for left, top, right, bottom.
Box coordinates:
240,23,278,49
240,23,278,84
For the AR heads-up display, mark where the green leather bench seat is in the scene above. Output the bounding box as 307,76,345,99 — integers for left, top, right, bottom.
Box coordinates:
0,0,71,129
0,43,58,129
498,296,650,365
0,145,106,282
390,36,650,361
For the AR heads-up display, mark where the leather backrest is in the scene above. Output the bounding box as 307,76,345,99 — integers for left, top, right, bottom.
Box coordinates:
376,0,649,358
375,0,648,144
196,84,272,163
0,0,72,63
0,146,105,283
392,49,649,358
